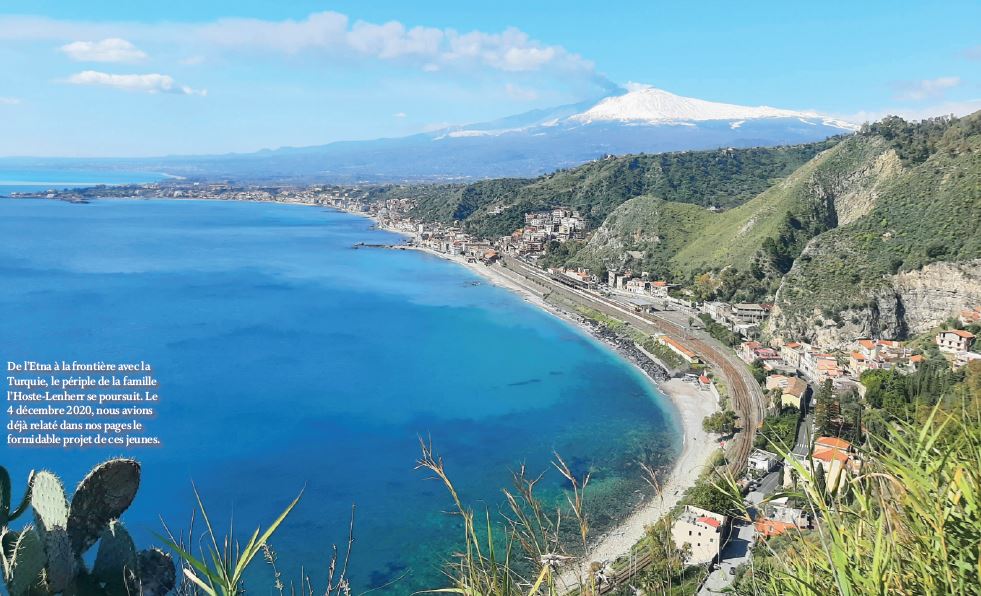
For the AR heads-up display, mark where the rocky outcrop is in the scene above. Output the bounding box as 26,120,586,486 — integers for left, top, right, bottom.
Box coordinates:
768,259,981,350
832,148,902,225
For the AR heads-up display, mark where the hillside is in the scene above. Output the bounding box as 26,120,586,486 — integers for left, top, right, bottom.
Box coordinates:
391,140,839,238
768,112,981,347
384,112,979,345
571,133,900,300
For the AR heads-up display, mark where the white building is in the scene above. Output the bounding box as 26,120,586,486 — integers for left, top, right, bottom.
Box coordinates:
936,329,975,353
748,449,780,476
672,505,728,565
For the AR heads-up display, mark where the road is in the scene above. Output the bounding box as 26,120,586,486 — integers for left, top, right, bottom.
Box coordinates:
698,522,755,594
746,469,781,505
793,412,815,457
501,257,766,477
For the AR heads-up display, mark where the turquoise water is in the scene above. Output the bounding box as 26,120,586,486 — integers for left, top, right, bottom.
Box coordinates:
0,198,679,593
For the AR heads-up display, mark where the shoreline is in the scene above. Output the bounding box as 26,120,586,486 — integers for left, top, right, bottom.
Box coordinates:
58,195,722,586
358,211,721,587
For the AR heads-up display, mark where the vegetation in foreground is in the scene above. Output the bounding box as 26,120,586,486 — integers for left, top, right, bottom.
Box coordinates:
4,363,979,595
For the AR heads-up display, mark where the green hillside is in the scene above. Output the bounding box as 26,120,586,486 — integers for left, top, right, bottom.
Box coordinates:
385,112,979,326
773,112,981,324
386,140,839,237
566,196,713,275
572,133,899,300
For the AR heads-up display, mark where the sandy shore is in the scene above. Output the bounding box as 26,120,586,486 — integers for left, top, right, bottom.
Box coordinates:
555,378,719,589
177,201,721,588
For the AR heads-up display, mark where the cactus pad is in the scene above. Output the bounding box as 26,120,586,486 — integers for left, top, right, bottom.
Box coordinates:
30,471,69,534
93,520,138,596
136,548,177,596
9,527,47,596
42,527,77,593
67,459,141,554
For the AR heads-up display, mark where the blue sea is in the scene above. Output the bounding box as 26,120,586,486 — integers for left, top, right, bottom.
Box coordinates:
0,196,680,593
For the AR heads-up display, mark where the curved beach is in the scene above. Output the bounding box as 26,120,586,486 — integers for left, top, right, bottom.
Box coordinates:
400,244,721,588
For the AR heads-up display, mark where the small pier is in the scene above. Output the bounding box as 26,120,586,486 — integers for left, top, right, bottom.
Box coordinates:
351,242,411,250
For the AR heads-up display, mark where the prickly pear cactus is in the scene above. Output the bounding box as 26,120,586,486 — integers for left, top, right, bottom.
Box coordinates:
93,520,138,596
29,472,69,535
0,526,15,570
41,527,76,593
0,466,32,526
2,460,171,596
136,548,177,596
8,527,47,596
67,459,141,555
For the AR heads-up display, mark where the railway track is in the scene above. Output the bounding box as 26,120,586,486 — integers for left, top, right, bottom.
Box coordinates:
501,257,763,472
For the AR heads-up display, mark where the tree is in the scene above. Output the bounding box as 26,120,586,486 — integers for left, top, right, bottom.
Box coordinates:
686,477,734,515
693,272,715,302
813,462,827,496
703,410,737,435
750,359,767,385
813,379,835,435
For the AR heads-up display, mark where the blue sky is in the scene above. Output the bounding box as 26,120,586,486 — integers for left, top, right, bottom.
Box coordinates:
1,1,979,157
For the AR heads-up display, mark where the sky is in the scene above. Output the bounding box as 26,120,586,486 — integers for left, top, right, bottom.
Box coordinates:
1,0,979,157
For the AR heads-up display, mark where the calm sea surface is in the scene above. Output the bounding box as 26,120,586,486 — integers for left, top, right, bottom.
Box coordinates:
0,196,680,593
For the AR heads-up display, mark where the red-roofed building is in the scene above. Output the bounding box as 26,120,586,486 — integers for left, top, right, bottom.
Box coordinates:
755,518,795,538
812,448,850,464
937,329,976,353
697,375,713,392
659,335,699,364
816,437,851,451
672,505,729,565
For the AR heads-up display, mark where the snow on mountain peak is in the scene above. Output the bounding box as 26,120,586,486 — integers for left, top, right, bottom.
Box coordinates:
570,86,824,125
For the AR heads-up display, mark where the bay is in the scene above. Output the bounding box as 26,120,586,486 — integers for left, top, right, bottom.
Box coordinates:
0,197,679,593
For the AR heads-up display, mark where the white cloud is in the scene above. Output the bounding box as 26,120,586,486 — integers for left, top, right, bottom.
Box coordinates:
66,70,205,95
0,12,600,79
393,111,407,118
624,81,653,92
964,45,981,60
504,83,538,101
60,38,147,62
0,97,21,105
893,76,961,101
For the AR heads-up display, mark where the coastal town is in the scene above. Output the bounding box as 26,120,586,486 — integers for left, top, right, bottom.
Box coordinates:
272,187,981,594
10,181,981,595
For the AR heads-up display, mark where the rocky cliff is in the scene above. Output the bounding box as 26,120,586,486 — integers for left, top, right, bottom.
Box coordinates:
768,259,981,349
766,113,981,348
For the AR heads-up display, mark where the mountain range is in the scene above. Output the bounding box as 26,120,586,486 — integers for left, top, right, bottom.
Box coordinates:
2,86,856,182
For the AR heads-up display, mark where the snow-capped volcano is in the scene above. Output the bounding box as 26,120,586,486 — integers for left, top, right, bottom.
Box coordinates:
568,86,856,129
112,86,858,181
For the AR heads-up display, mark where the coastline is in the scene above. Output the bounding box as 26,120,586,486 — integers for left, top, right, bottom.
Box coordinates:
411,246,719,587
74,195,722,586
360,211,721,586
